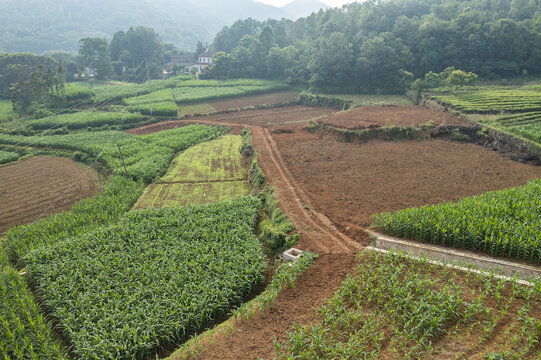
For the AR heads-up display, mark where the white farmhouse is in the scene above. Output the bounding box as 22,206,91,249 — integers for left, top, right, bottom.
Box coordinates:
196,49,217,73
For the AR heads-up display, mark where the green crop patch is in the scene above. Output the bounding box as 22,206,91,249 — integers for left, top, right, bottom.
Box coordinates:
135,135,250,208
428,89,541,114
0,265,69,359
6,176,144,265
372,179,541,264
161,134,248,183
26,111,143,130
0,150,20,165
25,197,265,360
275,250,541,359
0,124,224,183
135,181,251,209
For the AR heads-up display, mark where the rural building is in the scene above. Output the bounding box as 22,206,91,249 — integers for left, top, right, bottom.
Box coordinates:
196,49,217,72
165,54,196,71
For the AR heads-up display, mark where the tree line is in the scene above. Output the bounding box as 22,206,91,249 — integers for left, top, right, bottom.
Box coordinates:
202,0,541,93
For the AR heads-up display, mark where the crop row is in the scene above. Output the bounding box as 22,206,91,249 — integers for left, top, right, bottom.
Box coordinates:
0,150,19,164
92,76,184,103
0,264,69,359
26,111,143,130
127,101,178,116
5,176,143,265
372,179,541,264
0,124,224,183
25,196,266,359
275,250,540,359
123,83,288,106
429,89,541,113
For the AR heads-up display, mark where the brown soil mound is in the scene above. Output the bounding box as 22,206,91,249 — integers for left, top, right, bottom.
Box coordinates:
273,124,541,228
0,156,99,233
321,105,468,129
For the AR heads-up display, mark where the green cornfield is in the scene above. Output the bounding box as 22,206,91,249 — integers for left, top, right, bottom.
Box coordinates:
372,179,541,264
25,197,265,359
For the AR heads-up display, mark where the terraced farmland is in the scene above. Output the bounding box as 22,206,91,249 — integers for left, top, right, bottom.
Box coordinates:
135,135,250,208
427,87,541,145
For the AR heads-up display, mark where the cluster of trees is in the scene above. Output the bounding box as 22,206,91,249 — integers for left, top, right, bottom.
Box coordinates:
0,53,65,111
204,0,541,93
77,26,184,81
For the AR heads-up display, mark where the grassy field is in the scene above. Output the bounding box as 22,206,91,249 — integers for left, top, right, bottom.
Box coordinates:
427,85,541,145
275,250,540,359
135,135,250,208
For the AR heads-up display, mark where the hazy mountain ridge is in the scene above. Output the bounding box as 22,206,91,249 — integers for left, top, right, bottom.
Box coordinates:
281,0,330,19
0,0,287,53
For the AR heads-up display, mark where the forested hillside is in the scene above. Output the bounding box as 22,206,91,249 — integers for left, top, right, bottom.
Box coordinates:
206,0,541,93
0,0,286,53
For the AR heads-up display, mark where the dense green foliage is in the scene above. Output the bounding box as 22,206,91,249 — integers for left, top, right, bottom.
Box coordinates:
208,0,541,92
128,101,179,117
0,150,20,164
0,265,69,359
372,179,541,264
0,124,224,182
25,197,265,359
26,111,143,130
275,251,541,359
0,100,17,122
5,176,144,265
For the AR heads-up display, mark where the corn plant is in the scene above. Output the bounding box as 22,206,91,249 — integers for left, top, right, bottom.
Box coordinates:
372,179,541,264
25,197,266,360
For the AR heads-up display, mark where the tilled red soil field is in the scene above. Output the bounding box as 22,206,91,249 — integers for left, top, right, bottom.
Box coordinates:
320,105,469,129
272,123,541,229
0,156,99,233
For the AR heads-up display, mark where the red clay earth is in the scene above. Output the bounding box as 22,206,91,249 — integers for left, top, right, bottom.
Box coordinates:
320,105,469,129
0,156,99,234
207,91,299,111
272,122,541,229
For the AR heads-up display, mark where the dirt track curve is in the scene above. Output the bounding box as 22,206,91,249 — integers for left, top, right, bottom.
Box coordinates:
131,116,364,360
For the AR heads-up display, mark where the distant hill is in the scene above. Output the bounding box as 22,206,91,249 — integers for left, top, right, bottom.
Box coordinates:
281,0,330,19
0,0,286,54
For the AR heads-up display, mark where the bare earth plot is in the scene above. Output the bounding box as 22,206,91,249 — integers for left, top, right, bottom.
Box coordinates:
273,122,541,230
0,156,99,233
319,105,469,129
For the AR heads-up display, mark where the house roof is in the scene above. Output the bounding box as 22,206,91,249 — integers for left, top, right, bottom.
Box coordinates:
199,49,217,58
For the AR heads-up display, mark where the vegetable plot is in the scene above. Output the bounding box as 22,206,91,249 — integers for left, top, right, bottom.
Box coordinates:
372,179,541,264
25,197,265,360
